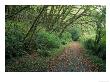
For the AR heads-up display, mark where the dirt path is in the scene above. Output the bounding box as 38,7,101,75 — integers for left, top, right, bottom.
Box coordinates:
48,42,99,72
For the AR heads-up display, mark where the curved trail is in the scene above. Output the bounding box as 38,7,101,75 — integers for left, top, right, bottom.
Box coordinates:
48,42,98,72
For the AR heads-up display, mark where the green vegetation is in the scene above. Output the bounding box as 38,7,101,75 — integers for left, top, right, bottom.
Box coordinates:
5,5,106,72
35,31,61,57
69,27,80,41
5,21,26,59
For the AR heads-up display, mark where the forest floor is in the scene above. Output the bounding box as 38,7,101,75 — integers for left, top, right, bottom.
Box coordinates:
47,42,99,72
5,42,105,72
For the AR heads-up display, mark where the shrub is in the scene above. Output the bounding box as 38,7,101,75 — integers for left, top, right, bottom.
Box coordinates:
61,32,72,45
97,34,106,60
5,21,25,59
84,37,106,60
69,28,80,41
35,31,61,57
84,39,95,50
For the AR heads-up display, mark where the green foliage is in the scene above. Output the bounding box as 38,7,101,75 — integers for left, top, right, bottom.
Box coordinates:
97,34,106,60
84,37,106,60
84,39,95,50
61,32,72,45
5,21,26,59
35,31,61,57
5,5,106,72
69,28,80,41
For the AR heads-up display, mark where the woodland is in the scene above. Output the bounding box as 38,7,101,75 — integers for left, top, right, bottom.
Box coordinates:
5,5,106,72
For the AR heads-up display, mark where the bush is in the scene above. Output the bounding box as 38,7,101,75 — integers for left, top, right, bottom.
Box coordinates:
5,21,25,59
84,37,106,60
69,28,80,41
84,39,95,50
61,32,72,45
35,31,61,57
97,34,106,60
